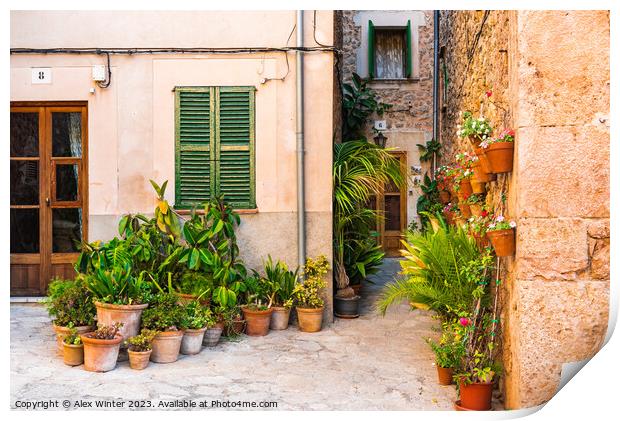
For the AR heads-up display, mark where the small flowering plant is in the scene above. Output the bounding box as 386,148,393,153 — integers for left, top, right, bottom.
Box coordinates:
443,202,459,214
465,194,484,205
480,128,515,149
486,214,516,232
435,165,454,192
457,111,493,144
464,215,490,236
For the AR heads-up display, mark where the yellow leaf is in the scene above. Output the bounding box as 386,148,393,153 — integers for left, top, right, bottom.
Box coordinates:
158,200,169,214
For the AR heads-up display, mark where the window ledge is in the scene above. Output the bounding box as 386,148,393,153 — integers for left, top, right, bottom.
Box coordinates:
175,208,258,215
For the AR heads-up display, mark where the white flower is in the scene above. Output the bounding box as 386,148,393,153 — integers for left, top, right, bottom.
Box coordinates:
488,223,496,229
509,221,517,228
485,129,490,134
496,215,505,222
457,124,461,129
482,134,487,139
478,117,485,122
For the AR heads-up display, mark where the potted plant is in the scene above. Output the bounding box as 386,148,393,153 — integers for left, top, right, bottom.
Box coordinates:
458,197,472,219
44,276,96,354
465,214,491,250
141,293,185,363
486,215,516,257
127,329,158,370
471,155,494,185
466,194,485,218
203,307,227,346
240,273,273,336
457,111,493,147
435,166,453,204
83,265,152,341
62,324,84,366
81,323,124,372
293,256,329,333
443,203,459,226
427,321,464,386
480,128,515,174
175,270,213,306
180,301,213,354
263,256,299,330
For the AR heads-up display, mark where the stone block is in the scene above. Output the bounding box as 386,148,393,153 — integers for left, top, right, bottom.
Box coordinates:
516,125,609,218
589,237,610,280
516,11,610,127
587,219,610,239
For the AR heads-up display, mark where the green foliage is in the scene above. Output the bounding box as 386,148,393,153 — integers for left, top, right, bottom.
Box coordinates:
45,276,96,327
293,256,330,309
89,323,123,340
181,301,215,330
262,256,299,308
416,173,441,228
141,293,184,331
427,320,464,368
417,138,441,163
376,224,491,318
344,237,384,286
127,329,158,352
342,73,392,141
83,265,153,305
177,270,213,297
456,111,493,145
63,323,82,345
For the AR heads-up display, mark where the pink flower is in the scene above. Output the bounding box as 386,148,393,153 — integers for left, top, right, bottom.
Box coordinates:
459,317,470,327
509,221,517,228
496,215,505,222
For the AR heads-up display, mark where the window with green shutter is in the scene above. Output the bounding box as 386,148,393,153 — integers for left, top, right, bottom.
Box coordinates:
368,20,413,80
175,86,255,209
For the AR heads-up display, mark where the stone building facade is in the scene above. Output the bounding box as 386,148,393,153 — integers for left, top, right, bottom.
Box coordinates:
337,10,435,229
438,10,610,409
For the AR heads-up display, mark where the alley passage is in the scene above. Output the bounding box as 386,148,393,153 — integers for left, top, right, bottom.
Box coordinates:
11,259,455,410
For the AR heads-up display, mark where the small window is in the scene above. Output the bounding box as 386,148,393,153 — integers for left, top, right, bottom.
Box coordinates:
368,20,413,80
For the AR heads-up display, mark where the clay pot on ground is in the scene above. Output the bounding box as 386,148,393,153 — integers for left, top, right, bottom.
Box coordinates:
459,179,473,197
270,306,291,330
128,349,152,370
241,306,273,336
81,333,123,372
457,381,494,410
469,204,483,217
180,327,207,355
485,142,514,173
203,323,224,346
436,366,454,386
486,228,516,257
296,307,323,333
334,295,360,319
474,147,497,181
150,330,184,363
53,324,94,355
223,318,246,337
176,293,210,307
439,190,451,204
63,342,84,366
95,302,148,340
458,202,472,219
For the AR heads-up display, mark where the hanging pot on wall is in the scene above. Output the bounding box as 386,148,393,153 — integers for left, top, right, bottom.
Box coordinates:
486,228,515,256
474,147,497,181
459,179,474,197
458,202,472,219
439,190,451,204
485,142,514,173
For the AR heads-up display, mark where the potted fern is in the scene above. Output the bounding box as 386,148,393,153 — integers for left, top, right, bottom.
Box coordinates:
293,256,330,333
127,329,158,370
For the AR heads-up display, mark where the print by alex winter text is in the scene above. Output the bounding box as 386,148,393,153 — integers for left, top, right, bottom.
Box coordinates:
9,9,609,411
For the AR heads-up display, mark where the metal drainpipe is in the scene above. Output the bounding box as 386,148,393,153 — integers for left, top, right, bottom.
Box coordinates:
296,10,306,269
432,10,440,175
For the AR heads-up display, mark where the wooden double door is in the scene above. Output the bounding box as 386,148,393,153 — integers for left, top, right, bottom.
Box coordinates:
10,103,88,296
369,151,407,257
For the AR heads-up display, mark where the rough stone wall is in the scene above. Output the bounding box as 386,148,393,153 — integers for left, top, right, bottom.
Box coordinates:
439,10,610,409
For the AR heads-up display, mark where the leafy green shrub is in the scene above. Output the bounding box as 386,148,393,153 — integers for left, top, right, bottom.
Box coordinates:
45,276,96,327
62,324,82,345
426,320,464,368
83,266,152,305
127,329,158,352
181,301,214,330
141,293,184,331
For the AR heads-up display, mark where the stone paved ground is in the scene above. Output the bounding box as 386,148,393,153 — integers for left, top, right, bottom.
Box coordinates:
11,258,457,410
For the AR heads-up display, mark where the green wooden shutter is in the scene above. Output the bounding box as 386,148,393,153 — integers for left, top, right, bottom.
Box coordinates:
175,87,215,207
406,20,413,78
215,87,255,209
368,20,375,79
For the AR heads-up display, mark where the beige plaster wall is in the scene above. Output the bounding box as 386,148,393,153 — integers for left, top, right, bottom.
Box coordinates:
10,11,335,319
439,10,610,408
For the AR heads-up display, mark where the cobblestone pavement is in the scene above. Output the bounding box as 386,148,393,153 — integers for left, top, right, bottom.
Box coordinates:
11,259,457,410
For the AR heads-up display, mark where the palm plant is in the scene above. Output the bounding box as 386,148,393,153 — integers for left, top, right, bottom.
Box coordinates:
376,224,491,318
333,140,404,298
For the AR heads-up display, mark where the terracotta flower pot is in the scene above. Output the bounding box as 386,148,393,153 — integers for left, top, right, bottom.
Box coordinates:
81,333,123,372
474,147,497,181
470,179,486,194
459,179,473,196
180,327,207,355
444,210,455,226
485,142,514,173
270,306,291,330
95,302,148,341
436,366,454,386
487,228,515,256
241,306,273,336
473,232,490,250
439,190,451,204
63,342,84,366
203,324,224,347
472,156,495,183
469,204,483,217
459,381,493,410
176,293,210,307
151,330,184,363
458,202,472,218
296,307,323,333
128,349,152,370
53,324,94,355
223,319,246,337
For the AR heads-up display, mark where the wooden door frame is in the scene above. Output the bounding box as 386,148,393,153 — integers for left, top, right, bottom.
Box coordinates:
10,101,88,295
376,151,407,256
